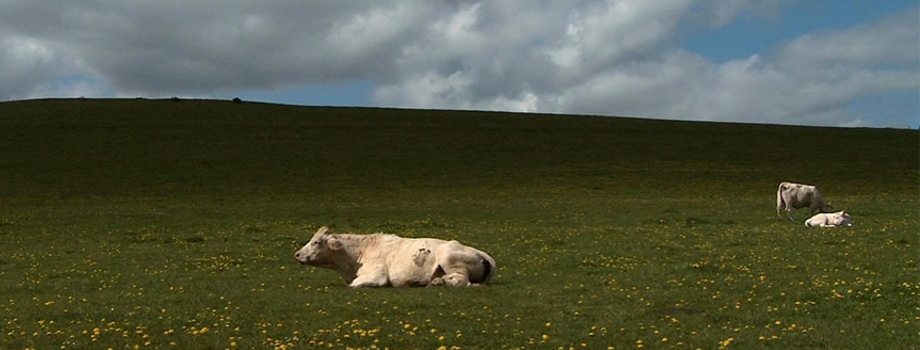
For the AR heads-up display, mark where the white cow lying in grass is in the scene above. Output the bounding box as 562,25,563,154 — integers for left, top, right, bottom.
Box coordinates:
294,226,496,287
805,211,853,227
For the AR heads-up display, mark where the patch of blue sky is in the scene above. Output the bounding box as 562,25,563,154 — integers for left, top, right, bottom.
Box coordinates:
680,0,917,64
848,91,920,129
35,75,113,99
238,80,373,107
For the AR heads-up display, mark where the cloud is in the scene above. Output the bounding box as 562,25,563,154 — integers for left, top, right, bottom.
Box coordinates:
693,9,920,126
777,9,918,72
0,35,76,98
374,2,918,127
0,0,916,127
0,0,442,97
375,1,695,110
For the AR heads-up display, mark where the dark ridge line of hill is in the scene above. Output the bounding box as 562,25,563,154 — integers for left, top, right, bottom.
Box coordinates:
1,97,916,132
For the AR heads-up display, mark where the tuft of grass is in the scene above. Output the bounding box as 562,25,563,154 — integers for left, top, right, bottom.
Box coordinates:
0,98,917,349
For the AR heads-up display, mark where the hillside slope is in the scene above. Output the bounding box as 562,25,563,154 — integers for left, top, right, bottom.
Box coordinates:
2,98,916,200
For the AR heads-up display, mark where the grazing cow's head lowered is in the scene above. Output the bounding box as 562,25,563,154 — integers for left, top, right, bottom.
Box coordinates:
776,182,834,221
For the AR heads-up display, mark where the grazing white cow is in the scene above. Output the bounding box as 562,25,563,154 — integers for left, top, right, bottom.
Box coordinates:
805,210,853,227
776,182,833,221
294,227,496,288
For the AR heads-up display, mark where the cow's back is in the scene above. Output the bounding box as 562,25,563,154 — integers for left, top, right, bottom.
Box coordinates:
384,237,450,262
781,182,816,208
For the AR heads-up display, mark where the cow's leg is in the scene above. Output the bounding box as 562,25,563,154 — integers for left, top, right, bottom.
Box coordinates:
350,274,388,288
428,266,469,287
349,266,389,288
785,209,795,222
776,199,784,221
439,272,471,287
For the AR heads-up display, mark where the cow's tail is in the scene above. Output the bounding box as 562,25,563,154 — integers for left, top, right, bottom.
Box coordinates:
776,183,787,219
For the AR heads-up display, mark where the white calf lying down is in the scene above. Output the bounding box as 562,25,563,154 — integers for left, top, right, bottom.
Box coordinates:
805,211,852,227
294,226,496,287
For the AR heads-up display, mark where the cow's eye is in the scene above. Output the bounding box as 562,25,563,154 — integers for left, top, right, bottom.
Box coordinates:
312,241,321,246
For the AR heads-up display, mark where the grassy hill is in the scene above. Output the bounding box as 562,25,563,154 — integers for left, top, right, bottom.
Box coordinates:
1,98,917,349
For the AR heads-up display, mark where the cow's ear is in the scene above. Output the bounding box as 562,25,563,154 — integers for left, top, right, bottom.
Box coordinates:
327,236,344,251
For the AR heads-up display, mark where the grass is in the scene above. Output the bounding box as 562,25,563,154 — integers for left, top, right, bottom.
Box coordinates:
1,98,917,349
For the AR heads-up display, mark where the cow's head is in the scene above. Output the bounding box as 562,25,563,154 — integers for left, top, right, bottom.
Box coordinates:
294,226,345,265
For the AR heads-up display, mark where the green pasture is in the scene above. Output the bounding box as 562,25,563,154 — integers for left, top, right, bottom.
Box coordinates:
1,99,917,349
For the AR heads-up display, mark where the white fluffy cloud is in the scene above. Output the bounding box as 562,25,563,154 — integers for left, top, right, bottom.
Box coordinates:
0,0,435,97
0,0,916,127
373,1,918,127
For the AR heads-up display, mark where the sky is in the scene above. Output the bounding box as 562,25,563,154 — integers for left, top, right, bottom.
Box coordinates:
1,0,918,128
